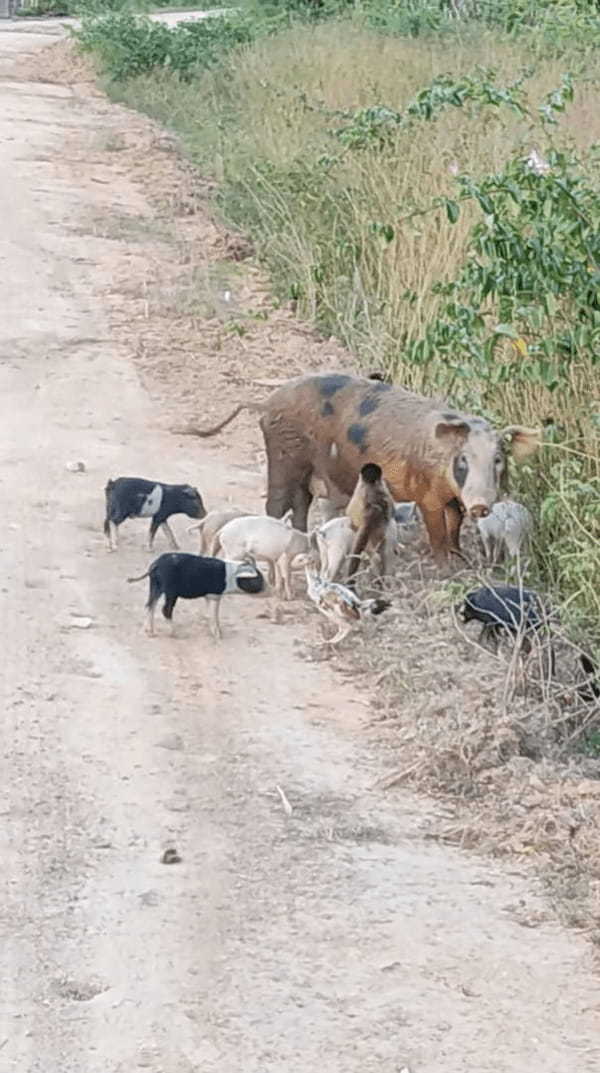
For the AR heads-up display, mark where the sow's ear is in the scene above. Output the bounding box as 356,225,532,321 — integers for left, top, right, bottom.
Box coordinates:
434,417,470,445
500,426,542,462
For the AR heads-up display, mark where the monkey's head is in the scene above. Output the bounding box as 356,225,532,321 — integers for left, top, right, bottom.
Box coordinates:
360,463,383,484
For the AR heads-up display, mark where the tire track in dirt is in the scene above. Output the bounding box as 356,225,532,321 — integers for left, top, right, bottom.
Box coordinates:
1,25,600,1073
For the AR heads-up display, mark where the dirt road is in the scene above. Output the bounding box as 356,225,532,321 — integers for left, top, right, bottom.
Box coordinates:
1,22,599,1073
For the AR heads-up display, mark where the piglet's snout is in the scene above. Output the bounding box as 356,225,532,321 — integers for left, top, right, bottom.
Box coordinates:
469,504,490,520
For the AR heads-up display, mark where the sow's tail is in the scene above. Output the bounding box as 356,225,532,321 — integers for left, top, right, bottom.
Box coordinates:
127,570,151,584
171,400,265,439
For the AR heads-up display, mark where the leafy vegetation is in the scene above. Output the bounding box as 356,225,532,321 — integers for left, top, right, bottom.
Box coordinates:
17,0,222,18
77,3,600,643
76,12,257,80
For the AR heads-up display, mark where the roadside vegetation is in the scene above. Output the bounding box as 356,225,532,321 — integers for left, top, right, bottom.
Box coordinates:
73,1,600,654
33,0,600,932
15,0,207,19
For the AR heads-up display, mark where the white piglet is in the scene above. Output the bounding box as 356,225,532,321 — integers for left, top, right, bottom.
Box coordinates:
312,516,354,582
216,515,310,600
477,498,533,566
311,514,398,583
188,506,249,556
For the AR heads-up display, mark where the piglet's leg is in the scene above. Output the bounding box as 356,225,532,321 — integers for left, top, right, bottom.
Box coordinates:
280,554,293,601
161,521,179,549
443,500,464,553
274,561,285,599
108,521,119,552
148,518,159,550
206,596,222,640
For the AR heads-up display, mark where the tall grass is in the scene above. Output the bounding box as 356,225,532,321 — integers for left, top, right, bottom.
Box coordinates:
92,15,600,642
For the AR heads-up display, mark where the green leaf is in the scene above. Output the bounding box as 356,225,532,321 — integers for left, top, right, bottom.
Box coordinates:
477,193,495,215
492,323,519,339
446,199,460,224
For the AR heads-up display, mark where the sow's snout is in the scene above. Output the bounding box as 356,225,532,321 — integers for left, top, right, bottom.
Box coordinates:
469,504,490,520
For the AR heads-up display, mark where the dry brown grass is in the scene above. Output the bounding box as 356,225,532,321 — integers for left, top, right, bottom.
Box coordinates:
338,523,600,936
205,21,600,368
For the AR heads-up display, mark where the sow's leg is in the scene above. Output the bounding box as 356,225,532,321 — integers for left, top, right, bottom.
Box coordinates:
443,498,467,560
420,502,451,566
261,417,313,531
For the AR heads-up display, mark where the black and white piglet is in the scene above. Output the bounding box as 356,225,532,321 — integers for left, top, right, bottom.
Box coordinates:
458,584,544,650
104,477,206,551
127,552,265,639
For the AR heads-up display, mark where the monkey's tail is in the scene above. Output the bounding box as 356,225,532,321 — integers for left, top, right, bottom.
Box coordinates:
171,401,264,439
127,570,150,584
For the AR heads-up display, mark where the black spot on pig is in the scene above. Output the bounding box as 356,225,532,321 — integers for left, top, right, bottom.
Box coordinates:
359,395,380,417
347,423,368,453
321,401,335,417
319,374,351,398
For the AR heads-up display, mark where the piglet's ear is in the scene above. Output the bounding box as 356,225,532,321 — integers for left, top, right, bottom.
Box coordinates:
500,426,541,461
435,418,469,444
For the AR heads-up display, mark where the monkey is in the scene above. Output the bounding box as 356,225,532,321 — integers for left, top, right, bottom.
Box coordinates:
345,462,396,589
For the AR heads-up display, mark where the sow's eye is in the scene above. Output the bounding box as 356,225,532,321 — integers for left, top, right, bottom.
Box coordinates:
453,453,469,486
494,453,504,468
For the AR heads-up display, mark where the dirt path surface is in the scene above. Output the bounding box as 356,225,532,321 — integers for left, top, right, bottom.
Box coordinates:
2,23,600,1073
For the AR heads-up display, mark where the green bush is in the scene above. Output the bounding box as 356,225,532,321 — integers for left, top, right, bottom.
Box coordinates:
76,12,256,81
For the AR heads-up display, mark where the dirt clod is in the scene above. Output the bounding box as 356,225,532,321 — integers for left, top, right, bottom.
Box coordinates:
161,847,182,865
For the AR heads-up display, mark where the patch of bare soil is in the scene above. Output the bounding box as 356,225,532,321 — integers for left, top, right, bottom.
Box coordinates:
27,36,600,946
9,34,97,86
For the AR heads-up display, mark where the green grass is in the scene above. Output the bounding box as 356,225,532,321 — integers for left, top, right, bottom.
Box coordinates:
79,8,600,649
16,0,228,17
